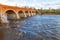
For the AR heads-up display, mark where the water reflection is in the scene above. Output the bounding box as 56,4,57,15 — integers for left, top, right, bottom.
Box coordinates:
0,20,23,40
1,15,60,40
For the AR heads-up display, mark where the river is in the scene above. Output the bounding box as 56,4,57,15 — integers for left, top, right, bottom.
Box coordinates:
1,15,60,40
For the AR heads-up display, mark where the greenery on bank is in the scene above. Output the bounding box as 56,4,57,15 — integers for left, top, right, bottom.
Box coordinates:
36,9,60,15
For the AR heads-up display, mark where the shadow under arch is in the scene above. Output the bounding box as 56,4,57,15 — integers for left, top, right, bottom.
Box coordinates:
29,11,31,13
5,10,17,20
25,11,29,17
29,11,32,16
18,10,25,19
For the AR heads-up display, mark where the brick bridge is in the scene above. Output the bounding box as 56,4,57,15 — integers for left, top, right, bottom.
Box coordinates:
0,4,36,23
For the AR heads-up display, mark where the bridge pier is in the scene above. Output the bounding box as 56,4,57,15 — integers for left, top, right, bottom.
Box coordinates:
33,13,35,15
28,13,31,16
1,14,8,23
24,13,27,17
29,13,35,16
25,13,28,17
31,13,33,16
32,13,36,16
16,13,20,20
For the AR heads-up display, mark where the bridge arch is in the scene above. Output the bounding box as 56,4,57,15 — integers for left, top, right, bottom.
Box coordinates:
18,10,25,19
29,11,32,16
25,11,28,13
5,10,17,20
25,11,29,17
29,11,31,13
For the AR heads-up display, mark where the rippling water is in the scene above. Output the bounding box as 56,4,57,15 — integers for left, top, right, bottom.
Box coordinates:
1,15,60,40
17,15,60,40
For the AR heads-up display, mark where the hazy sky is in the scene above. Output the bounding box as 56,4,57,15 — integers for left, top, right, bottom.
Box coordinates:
0,0,60,9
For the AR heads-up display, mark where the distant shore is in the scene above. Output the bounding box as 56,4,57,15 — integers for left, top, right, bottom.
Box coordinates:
37,15,60,16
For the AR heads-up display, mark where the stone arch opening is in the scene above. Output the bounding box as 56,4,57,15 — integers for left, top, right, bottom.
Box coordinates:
29,11,32,16
5,10,17,20
29,11,31,13
25,11,29,17
18,10,24,19
25,11,28,13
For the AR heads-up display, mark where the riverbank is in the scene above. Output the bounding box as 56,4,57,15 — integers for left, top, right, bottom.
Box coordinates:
37,15,60,16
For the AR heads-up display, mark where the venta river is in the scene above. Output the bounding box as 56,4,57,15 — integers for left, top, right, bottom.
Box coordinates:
1,15,60,40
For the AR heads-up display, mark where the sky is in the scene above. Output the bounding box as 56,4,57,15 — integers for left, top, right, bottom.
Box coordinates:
0,0,60,9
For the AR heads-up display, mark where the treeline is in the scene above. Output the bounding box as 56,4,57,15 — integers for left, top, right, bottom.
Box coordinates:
36,9,60,15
